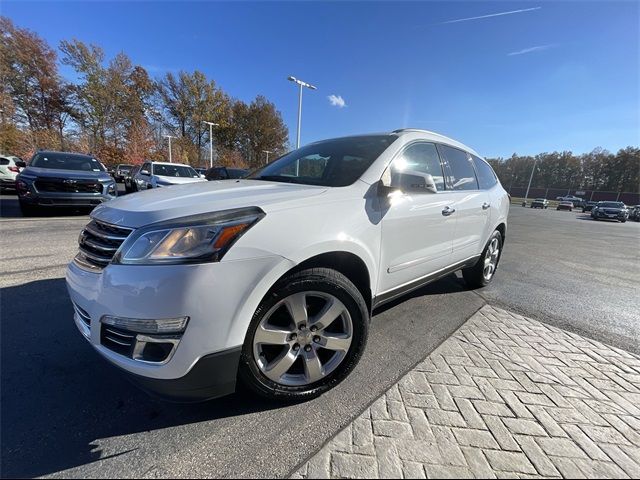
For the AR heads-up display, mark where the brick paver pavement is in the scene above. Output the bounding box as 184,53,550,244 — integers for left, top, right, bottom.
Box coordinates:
292,305,640,479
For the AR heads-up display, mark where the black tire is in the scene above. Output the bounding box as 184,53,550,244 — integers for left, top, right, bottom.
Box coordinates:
462,230,503,289
238,267,369,402
621,219,626,223
19,202,39,217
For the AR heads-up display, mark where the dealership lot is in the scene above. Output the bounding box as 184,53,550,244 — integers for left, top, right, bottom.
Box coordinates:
1,193,639,478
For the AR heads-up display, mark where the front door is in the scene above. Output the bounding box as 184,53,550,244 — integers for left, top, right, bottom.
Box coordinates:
378,142,457,295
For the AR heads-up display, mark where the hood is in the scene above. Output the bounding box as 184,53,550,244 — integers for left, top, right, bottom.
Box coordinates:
19,166,112,181
155,175,206,185
92,179,328,228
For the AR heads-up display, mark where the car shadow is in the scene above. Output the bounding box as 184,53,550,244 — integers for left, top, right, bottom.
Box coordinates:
1,272,469,477
0,277,281,478
0,195,92,218
373,272,467,316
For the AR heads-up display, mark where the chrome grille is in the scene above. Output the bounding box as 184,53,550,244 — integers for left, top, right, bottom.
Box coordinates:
101,325,136,356
35,178,103,193
73,302,91,327
75,220,133,271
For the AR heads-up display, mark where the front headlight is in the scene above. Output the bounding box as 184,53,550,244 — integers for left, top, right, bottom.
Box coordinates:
113,207,265,265
107,182,117,196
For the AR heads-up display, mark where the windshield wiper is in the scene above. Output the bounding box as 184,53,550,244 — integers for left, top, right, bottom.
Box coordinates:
254,175,300,184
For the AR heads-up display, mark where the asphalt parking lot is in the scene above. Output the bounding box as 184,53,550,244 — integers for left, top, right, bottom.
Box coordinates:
1,191,638,478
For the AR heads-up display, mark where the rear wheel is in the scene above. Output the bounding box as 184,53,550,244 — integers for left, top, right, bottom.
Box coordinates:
462,230,503,289
238,268,369,401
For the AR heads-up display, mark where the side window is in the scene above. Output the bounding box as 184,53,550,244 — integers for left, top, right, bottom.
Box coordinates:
142,163,150,174
388,142,446,191
438,145,479,191
472,155,498,190
0,158,9,165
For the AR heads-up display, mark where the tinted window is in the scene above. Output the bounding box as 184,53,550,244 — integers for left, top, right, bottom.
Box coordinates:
248,135,398,187
0,158,9,165
598,202,625,208
30,152,105,172
389,142,445,191
438,145,478,190
153,164,199,178
472,155,498,190
141,163,151,173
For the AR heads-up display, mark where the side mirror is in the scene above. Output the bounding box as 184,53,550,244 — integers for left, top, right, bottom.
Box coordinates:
141,169,150,176
391,171,438,194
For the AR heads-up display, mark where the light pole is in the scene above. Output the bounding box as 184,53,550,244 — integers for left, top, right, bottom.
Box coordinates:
523,158,538,205
287,76,317,149
164,135,176,163
262,150,272,165
203,121,219,168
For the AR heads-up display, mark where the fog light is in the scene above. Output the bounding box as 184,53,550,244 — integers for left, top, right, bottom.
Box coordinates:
100,315,189,334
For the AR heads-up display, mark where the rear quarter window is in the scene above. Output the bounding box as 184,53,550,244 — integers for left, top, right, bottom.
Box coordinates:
472,155,498,190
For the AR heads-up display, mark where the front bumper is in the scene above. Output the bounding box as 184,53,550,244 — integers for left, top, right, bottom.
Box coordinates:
596,211,626,220
19,192,114,207
66,254,288,399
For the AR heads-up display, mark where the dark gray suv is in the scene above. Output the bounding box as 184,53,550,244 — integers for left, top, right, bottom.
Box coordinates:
16,151,117,216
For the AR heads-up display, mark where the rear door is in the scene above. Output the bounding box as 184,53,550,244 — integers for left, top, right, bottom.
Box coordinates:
438,144,490,263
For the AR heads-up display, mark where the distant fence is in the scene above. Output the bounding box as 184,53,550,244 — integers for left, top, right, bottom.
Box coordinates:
509,187,640,205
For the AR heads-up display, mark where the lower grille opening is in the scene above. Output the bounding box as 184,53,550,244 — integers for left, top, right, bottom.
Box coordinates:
100,323,181,364
140,342,176,363
101,325,136,357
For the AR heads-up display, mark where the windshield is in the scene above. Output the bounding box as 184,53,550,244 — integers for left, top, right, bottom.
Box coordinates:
599,202,625,208
228,169,248,179
248,135,398,187
153,164,199,178
30,152,105,172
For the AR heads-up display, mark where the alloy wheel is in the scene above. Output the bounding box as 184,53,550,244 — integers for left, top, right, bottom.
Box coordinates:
483,237,500,280
252,291,353,386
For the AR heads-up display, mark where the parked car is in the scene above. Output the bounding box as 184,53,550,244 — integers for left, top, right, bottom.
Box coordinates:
114,164,134,183
591,201,628,222
0,155,26,190
628,205,640,222
557,201,574,211
556,195,583,207
195,168,207,176
124,165,141,193
582,201,597,213
16,150,117,216
67,129,509,402
133,161,207,189
205,166,250,181
530,198,549,209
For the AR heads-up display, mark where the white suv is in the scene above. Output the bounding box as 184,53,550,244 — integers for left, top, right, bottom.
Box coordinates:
133,161,206,190
66,130,509,402
0,155,25,189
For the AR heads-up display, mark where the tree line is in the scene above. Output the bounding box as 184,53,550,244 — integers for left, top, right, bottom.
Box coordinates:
486,148,639,193
0,17,289,168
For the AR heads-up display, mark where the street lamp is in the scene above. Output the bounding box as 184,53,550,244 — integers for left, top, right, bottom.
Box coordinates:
523,158,538,205
262,150,272,165
164,135,176,163
287,76,317,149
203,121,219,168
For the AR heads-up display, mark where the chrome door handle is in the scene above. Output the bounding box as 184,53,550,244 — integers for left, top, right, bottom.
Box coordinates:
442,206,456,216
482,203,491,210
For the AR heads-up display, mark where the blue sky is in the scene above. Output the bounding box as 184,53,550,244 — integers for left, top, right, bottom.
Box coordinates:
4,1,639,157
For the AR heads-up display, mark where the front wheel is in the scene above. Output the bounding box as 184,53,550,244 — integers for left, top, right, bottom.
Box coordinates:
238,268,369,402
462,230,503,289
19,201,39,217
